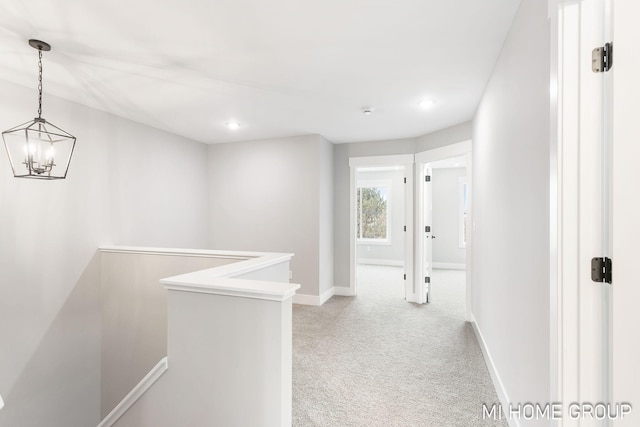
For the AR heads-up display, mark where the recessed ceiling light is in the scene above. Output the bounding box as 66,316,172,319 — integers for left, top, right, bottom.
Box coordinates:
227,121,241,130
418,99,436,109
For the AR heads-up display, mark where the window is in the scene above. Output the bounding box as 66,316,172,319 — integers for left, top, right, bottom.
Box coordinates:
357,182,390,242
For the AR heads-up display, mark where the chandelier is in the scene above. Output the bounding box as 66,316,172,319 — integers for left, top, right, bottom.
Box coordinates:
2,39,76,180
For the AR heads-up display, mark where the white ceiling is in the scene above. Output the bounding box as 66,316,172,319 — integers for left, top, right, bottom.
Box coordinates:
0,0,521,144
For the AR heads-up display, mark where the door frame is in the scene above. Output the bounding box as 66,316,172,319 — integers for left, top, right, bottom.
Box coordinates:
415,140,472,317
550,0,612,418
349,154,414,298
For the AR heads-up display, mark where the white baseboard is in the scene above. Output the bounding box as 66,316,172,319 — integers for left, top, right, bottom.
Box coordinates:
470,314,519,427
432,262,466,270
293,286,356,305
98,357,168,427
293,293,321,305
357,258,404,267
333,286,355,296
293,287,335,306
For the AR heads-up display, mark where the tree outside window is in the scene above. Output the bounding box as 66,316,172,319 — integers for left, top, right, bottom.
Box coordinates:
357,185,389,241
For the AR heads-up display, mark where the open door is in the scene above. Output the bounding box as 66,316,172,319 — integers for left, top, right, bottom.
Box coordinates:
422,165,433,304
415,141,472,310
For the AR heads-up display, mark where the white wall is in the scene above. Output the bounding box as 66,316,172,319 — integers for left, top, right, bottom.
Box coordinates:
355,169,405,265
612,1,640,423
318,139,334,296
207,135,333,297
333,122,473,288
432,167,466,266
0,79,209,427
471,0,550,422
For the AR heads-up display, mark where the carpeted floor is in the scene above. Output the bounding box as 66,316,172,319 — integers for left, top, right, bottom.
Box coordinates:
292,266,507,427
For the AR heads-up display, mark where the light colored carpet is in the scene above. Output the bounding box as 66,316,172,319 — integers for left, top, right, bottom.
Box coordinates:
292,266,507,427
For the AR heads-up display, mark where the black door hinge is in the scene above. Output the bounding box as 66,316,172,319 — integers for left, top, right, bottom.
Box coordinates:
425,175,431,182
425,277,430,284
404,274,406,280
425,226,431,233
403,225,406,232
592,42,613,73
404,177,407,184
591,257,612,284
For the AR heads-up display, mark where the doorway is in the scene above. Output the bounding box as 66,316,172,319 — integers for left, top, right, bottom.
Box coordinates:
422,156,467,306
355,165,407,299
349,155,414,300
416,141,472,318
348,143,472,312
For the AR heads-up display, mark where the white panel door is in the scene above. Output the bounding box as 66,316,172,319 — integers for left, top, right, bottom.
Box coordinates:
422,166,433,304
415,141,471,307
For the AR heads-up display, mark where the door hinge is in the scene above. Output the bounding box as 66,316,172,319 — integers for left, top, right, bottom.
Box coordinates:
425,175,431,182
425,226,431,233
425,277,430,284
404,274,406,280
592,42,613,73
404,225,406,232
591,257,612,284
404,177,407,184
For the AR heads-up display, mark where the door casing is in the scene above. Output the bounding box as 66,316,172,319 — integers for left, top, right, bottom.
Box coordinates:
415,141,472,317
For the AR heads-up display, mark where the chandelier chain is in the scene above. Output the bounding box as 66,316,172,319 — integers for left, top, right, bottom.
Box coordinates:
37,48,43,119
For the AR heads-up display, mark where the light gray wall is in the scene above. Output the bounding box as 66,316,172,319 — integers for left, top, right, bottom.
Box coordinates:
432,167,466,265
100,253,237,418
472,0,550,420
0,79,209,427
333,122,472,287
114,263,294,427
207,135,333,297
355,169,405,264
318,139,335,295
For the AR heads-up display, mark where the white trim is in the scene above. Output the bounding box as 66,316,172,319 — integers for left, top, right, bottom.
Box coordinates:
100,247,293,280
163,278,300,302
349,154,414,167
432,262,465,270
293,287,335,306
470,315,519,427
551,1,611,416
355,239,391,246
403,163,415,302
333,286,355,297
414,140,472,164
101,247,299,302
549,0,560,411
293,293,321,305
357,258,404,267
458,176,468,249
98,358,169,427
99,246,256,260
208,253,295,279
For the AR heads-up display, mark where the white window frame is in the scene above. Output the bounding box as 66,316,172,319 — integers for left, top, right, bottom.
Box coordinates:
356,179,392,245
